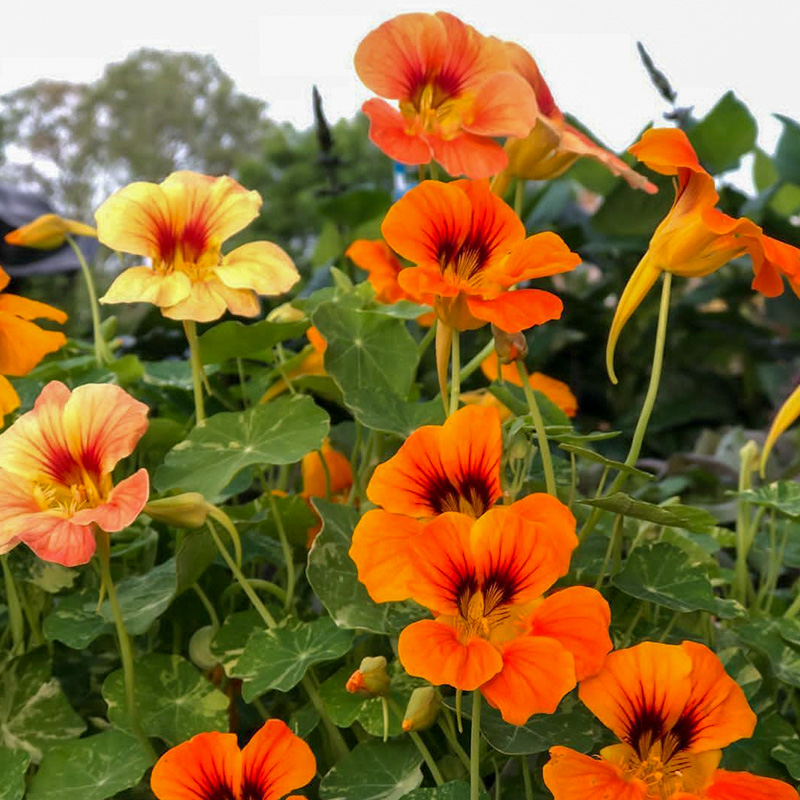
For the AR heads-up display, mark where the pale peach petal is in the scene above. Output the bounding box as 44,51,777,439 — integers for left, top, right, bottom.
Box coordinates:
19,514,97,567
62,384,150,475
464,71,537,138
211,282,261,318
216,242,300,296
71,469,149,532
100,267,193,308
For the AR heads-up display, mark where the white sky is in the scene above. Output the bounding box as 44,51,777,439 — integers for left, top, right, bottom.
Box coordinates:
1,0,799,170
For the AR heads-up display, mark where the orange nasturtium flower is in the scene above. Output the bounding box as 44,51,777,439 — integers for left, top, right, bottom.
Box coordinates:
396,507,611,725
493,43,657,195
150,719,315,800
354,12,538,179
260,326,327,404
0,381,149,566
96,171,300,322
607,127,800,383
349,405,577,603
544,641,799,800
382,179,580,333
0,266,68,425
480,352,578,418
5,213,97,250
301,438,354,547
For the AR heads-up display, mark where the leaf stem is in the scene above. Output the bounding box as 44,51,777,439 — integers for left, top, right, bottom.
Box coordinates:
267,490,296,611
516,359,556,496
1,555,25,655
449,330,461,417
470,691,484,800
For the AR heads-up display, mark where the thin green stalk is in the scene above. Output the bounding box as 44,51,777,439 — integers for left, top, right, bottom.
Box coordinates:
96,530,156,762
206,519,348,760
623,605,645,643
267,491,296,611
470,691,483,800
734,441,759,605
429,161,440,180
417,323,437,358
460,339,495,383
580,272,673,542
17,584,43,647
65,234,113,365
439,712,470,771
516,359,556,496
317,448,333,500
568,453,577,511
183,320,207,426
449,330,461,416
192,583,220,630
521,755,534,800
2,555,25,654
207,506,242,570
236,358,249,408
659,610,682,642
388,698,444,786
594,514,623,589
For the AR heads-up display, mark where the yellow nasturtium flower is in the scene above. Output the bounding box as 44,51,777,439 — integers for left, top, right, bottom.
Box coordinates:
5,214,96,250
96,172,299,322
606,128,800,384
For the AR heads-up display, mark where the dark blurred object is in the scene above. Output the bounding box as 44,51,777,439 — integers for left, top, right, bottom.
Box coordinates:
313,85,342,197
0,183,98,277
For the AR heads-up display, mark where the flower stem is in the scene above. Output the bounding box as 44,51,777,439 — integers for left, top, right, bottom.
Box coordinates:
439,710,470,770
580,272,673,542
460,339,495,383
516,359,556,496
514,178,525,220
65,234,112,366
449,330,461,417
183,320,206,426
267,490,296,611
521,755,534,800
1,555,25,655
470,691,483,800
417,323,437,358
206,519,348,760
734,440,759,605
96,530,155,762
388,697,444,786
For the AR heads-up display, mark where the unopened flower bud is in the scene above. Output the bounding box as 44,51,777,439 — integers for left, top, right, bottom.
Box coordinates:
266,302,306,323
402,686,442,732
144,493,212,529
491,324,528,364
345,656,391,697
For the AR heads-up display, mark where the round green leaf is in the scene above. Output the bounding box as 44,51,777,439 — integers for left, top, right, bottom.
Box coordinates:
0,748,31,800
102,654,228,745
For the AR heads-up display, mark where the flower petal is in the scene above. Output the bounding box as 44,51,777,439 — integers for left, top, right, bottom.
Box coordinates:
361,99,432,166
428,133,509,179
161,280,229,323
0,312,67,376
762,381,800,473
489,231,580,286
349,510,424,603
578,641,693,746
463,71,537,139
506,493,578,577
0,292,67,323
398,619,503,691
527,586,611,680
240,719,316,800
346,239,408,304
19,514,97,567
150,731,241,800
70,469,149,532
0,375,20,425
382,180,472,268
480,636,576,724
466,288,563,333
5,213,96,250
676,641,756,752
100,267,193,308
543,747,647,800
216,241,299,296
470,505,563,605
705,770,800,800
62,383,150,475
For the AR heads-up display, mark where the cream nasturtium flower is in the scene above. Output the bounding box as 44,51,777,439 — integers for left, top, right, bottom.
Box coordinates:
96,171,299,322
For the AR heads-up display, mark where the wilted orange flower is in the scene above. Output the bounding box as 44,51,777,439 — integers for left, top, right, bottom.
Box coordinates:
349,405,577,602
0,381,149,566
346,238,436,325
607,128,800,383
259,326,327,404
544,640,798,800
0,266,68,426
5,213,97,250
481,353,578,417
493,44,657,195
382,179,580,332
97,171,299,322
397,507,611,725
355,12,537,179
150,719,315,800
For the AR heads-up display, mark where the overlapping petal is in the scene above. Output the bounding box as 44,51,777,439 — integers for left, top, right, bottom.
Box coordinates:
5,213,96,250
544,746,648,800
